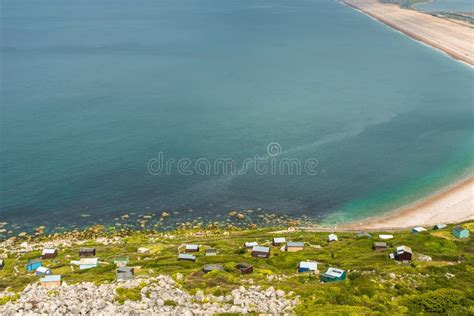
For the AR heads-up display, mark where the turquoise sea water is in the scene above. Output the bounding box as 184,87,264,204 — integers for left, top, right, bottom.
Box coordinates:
1,0,473,232
415,0,473,12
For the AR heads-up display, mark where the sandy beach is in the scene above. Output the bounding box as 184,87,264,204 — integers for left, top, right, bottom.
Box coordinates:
335,0,474,230
342,176,474,230
342,0,474,66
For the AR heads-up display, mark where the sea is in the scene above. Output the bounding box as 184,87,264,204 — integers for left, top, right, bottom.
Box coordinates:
1,0,473,233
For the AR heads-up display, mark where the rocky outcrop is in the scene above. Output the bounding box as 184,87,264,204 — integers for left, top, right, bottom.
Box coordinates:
0,275,298,315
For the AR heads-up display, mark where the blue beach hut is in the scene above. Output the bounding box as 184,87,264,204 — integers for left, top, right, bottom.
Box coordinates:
452,226,470,239
27,259,42,272
298,261,318,273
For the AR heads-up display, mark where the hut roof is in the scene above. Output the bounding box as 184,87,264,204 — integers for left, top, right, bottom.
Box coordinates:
117,267,134,273
453,226,467,232
396,246,412,254
244,241,258,248
178,254,196,260
299,261,317,270
185,244,199,250
287,241,304,247
36,266,50,274
79,258,98,265
203,264,223,272
324,268,345,278
413,226,427,232
40,275,61,283
114,257,128,262
80,248,95,252
42,248,56,255
252,246,270,253
273,237,286,243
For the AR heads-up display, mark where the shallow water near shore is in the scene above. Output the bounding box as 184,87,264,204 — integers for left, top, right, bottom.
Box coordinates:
1,0,473,233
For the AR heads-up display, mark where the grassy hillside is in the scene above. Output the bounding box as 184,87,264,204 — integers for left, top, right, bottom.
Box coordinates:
1,222,473,314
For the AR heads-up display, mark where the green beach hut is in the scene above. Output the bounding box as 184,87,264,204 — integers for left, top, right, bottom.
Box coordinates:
113,257,129,267
320,267,346,283
452,226,469,239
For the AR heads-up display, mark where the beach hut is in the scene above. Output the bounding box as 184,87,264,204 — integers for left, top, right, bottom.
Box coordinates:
185,244,199,253
178,254,196,262
412,227,427,234
328,234,338,242
79,248,96,257
137,247,150,254
114,257,129,267
251,246,270,258
452,226,470,239
320,268,346,283
272,237,286,246
298,261,318,273
236,263,253,274
244,241,258,248
0,260,4,270
203,264,223,273
373,242,388,250
116,267,134,281
79,258,98,270
27,259,42,272
40,275,61,288
394,246,412,261
379,234,393,240
433,223,447,230
286,241,305,252
41,248,57,259
35,266,52,277
205,248,217,256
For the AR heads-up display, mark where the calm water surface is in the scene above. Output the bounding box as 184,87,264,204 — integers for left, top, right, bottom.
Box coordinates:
1,0,473,231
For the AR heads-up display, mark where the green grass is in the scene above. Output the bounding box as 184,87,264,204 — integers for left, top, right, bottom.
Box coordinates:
0,222,473,314
115,286,142,304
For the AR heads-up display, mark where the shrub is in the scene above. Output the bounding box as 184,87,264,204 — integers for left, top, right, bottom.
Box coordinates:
115,287,142,304
406,289,465,313
234,248,246,255
0,294,19,306
164,299,177,306
223,262,237,272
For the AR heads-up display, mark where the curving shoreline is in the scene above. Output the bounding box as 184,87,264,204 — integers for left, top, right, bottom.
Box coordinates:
341,0,474,66
342,175,474,230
